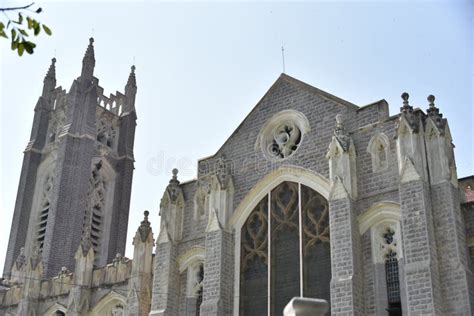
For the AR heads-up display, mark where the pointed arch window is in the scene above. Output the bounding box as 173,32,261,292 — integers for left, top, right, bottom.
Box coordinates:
82,160,116,266
383,228,402,315
367,133,390,172
36,173,54,249
239,181,330,316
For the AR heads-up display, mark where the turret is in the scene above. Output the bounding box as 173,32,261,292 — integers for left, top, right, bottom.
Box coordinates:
126,211,154,316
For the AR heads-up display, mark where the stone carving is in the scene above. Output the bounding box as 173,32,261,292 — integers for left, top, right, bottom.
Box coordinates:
256,110,310,161
96,114,117,149
268,122,302,159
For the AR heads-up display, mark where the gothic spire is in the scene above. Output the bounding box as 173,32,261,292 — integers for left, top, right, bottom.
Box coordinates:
42,57,56,98
126,65,137,91
124,65,137,113
81,37,95,79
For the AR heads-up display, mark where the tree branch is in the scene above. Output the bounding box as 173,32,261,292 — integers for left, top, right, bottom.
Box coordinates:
0,2,35,12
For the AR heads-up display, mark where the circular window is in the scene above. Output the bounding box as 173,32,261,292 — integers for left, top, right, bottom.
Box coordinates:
256,110,310,161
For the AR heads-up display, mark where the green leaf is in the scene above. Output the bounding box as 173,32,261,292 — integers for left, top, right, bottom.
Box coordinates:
24,41,34,54
42,24,52,35
0,22,5,30
18,13,23,24
11,29,16,40
36,7,42,13
18,43,24,56
27,17,32,29
19,29,28,37
0,30,7,39
11,40,17,50
34,24,40,36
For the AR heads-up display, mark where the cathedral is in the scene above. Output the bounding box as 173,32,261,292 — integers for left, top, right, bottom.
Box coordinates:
1,38,473,316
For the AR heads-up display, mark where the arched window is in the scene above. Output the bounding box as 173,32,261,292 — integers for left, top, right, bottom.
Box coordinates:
82,160,116,266
194,264,204,315
194,186,208,220
383,228,402,316
367,133,390,172
36,172,54,250
239,181,330,316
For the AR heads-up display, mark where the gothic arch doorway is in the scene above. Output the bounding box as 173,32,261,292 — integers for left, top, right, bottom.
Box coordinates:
236,180,331,316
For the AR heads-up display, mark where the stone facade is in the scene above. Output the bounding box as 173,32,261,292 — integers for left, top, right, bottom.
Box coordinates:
1,39,474,315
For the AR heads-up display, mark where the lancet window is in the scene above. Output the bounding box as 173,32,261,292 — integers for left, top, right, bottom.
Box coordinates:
36,173,54,249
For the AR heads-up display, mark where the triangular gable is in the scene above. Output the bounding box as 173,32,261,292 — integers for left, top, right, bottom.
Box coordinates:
199,73,360,162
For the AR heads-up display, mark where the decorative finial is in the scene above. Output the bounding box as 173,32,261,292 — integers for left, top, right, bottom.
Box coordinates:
172,168,178,178
427,95,435,108
426,94,442,119
138,210,152,242
131,65,136,73
400,92,413,114
89,37,94,44
52,57,56,65
401,92,409,105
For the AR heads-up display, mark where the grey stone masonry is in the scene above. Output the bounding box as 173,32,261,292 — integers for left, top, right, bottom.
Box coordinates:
398,175,443,314
431,181,473,314
125,211,154,316
3,38,138,279
328,186,364,315
149,241,179,316
3,59,56,280
200,228,234,316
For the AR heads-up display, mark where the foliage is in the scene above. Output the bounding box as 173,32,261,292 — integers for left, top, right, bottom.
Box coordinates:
0,2,52,56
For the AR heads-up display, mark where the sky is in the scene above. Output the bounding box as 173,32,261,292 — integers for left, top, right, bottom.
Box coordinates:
0,1,472,274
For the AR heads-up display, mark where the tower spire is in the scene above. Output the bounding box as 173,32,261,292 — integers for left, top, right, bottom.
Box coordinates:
42,57,56,98
124,65,137,113
81,37,95,79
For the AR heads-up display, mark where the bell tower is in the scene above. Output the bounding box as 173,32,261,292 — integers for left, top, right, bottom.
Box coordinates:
3,38,138,278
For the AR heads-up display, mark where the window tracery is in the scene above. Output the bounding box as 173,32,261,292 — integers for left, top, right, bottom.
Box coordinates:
239,182,330,316
256,110,310,161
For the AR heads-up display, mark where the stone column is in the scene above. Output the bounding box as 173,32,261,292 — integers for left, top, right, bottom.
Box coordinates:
424,95,473,314
395,93,443,314
150,169,184,316
126,211,154,316
328,179,363,315
149,228,179,316
199,158,234,316
17,246,43,316
67,228,94,316
326,114,363,315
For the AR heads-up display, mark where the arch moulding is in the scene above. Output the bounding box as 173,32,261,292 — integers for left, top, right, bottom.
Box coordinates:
229,166,330,231
357,201,401,235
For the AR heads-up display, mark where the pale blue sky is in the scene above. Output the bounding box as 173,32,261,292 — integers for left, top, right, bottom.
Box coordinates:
1,1,472,274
